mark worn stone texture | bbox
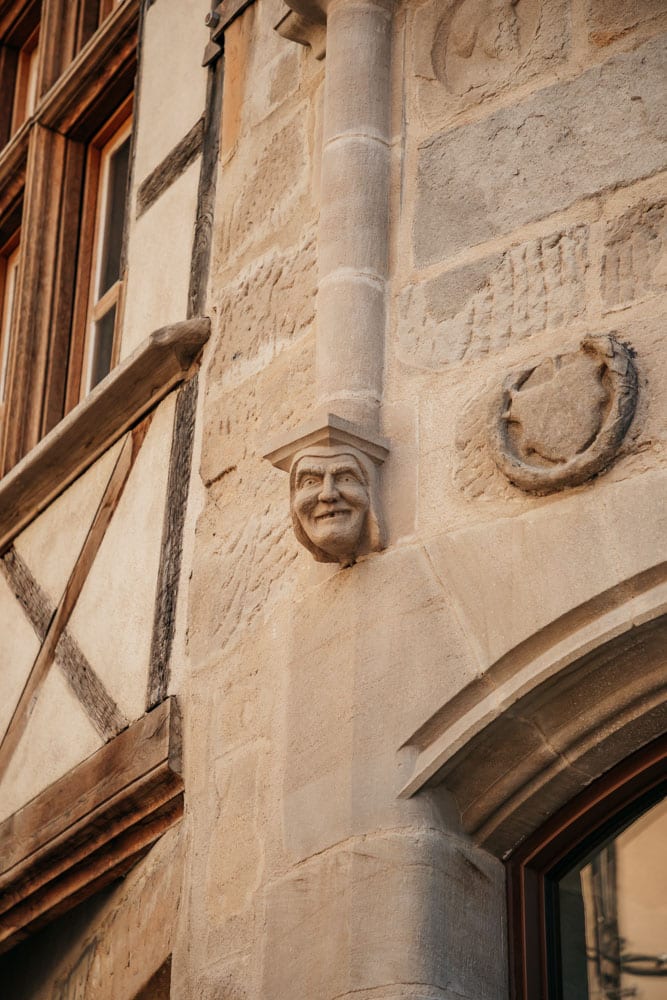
[219,113,313,265]
[587,0,667,47]
[602,197,667,310]
[413,34,667,265]
[411,0,570,129]
[261,830,507,1000]
[209,228,317,374]
[398,225,589,368]
[6,3,667,999]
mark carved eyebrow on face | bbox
[296,464,326,485]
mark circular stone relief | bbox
[431,0,541,95]
[492,335,638,494]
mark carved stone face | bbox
[292,454,369,565]
[289,448,382,567]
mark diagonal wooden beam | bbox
[1,547,128,741]
[0,419,150,779]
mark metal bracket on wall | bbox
[202,0,257,65]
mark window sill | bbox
[0,697,183,953]
[0,317,209,553]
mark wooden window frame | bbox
[506,734,667,1000]
[9,22,39,134]
[0,233,20,410]
[0,0,139,475]
[0,0,41,148]
[66,95,132,408]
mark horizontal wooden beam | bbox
[0,698,183,953]
[0,317,209,553]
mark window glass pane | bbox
[0,249,20,404]
[89,304,116,390]
[98,135,130,297]
[555,794,667,999]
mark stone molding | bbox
[0,698,183,953]
[491,334,638,494]
[264,412,389,472]
[0,318,209,554]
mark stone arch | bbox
[420,610,667,859]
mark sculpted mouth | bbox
[315,509,351,520]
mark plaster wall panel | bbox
[0,665,101,823]
[67,396,176,721]
[13,442,123,606]
[0,574,41,740]
[132,0,208,182]
[121,162,200,359]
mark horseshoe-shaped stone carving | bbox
[492,334,638,494]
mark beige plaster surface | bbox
[121,162,200,359]
[132,0,207,182]
[0,665,101,823]
[67,396,175,721]
[13,441,123,606]
[0,574,41,742]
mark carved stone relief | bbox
[264,415,388,570]
[290,447,382,567]
[491,335,638,494]
[432,0,541,96]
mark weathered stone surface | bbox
[220,115,310,260]
[282,545,479,861]
[602,197,667,310]
[426,467,667,671]
[412,0,569,128]
[414,35,667,265]
[261,831,506,1000]
[209,229,316,373]
[398,226,589,367]
[491,335,638,494]
[587,0,667,47]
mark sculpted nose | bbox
[318,472,338,502]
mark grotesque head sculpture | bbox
[289,446,382,567]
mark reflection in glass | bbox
[89,305,116,390]
[555,795,667,999]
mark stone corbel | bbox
[275,8,326,59]
[264,415,389,569]
[271,0,396,567]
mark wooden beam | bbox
[0,318,209,554]
[0,420,149,780]
[136,117,204,217]
[147,376,198,709]
[0,547,127,741]
[0,698,183,954]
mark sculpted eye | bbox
[339,474,358,484]
[301,477,319,489]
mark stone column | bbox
[316,0,394,430]
[265,0,395,548]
